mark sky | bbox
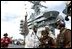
[1,1,71,39]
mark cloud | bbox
[41,1,66,12]
[1,1,35,39]
[1,1,27,39]
[1,18,24,39]
[41,1,65,8]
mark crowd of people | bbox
[1,17,71,48]
[1,11,71,48]
[24,19,71,48]
[1,13,71,48]
[1,1,71,48]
